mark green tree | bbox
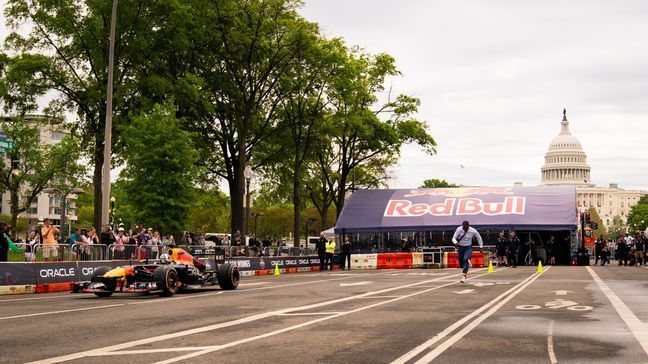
[419,179,459,188]
[607,215,625,240]
[3,0,192,230]
[0,116,82,227]
[187,0,314,236]
[313,48,436,218]
[271,36,346,245]
[627,198,648,233]
[186,188,231,233]
[120,103,197,233]
[638,195,648,205]
[587,207,607,237]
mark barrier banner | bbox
[223,255,325,271]
[76,261,125,282]
[0,262,36,285]
[33,262,79,284]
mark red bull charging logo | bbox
[404,187,514,198]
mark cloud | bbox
[301,0,648,191]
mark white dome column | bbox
[540,109,592,186]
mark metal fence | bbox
[8,242,434,262]
[31,244,73,262]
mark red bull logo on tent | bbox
[334,186,577,233]
[384,197,526,217]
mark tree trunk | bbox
[320,205,328,232]
[293,159,301,248]
[93,141,104,231]
[231,112,250,240]
[228,176,242,238]
[10,190,19,229]
[335,170,348,218]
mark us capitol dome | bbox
[538,109,646,229]
[541,109,592,186]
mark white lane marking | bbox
[515,305,541,310]
[149,271,498,364]
[453,289,474,295]
[552,290,572,296]
[332,273,369,276]
[340,281,372,287]
[0,302,143,321]
[566,305,592,311]
[89,347,213,355]
[413,267,550,363]
[548,320,558,364]
[30,269,489,364]
[279,312,343,316]
[0,295,70,303]
[545,299,579,309]
[355,295,401,299]
[239,282,267,286]
[470,282,494,287]
[392,267,547,364]
[2,273,390,321]
[586,266,648,356]
[406,273,447,276]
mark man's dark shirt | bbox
[101,231,116,246]
[317,237,327,253]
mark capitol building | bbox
[540,110,646,228]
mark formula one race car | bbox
[72,247,239,297]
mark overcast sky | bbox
[300,0,648,190]
[1,1,646,191]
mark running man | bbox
[452,221,484,283]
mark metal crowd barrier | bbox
[417,247,445,267]
[8,242,28,262]
[107,244,158,261]
[31,244,72,262]
[70,243,108,261]
[71,243,108,261]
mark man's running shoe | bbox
[460,276,466,284]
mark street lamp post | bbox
[242,165,254,241]
[253,211,265,236]
[101,0,119,226]
[110,196,116,227]
[44,187,85,239]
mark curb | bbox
[0,285,36,295]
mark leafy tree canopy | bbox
[419,179,459,188]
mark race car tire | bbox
[91,266,116,297]
[217,263,240,290]
[154,265,179,297]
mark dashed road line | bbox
[392,267,549,364]
[29,269,490,363]
[547,320,558,364]
[586,266,648,356]
[412,267,549,363]
[149,270,497,364]
[0,294,71,303]
[0,272,392,321]
[279,312,343,316]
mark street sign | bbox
[0,139,14,151]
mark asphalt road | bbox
[1,265,647,363]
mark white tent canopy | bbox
[321,227,335,239]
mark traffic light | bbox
[585,212,591,225]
